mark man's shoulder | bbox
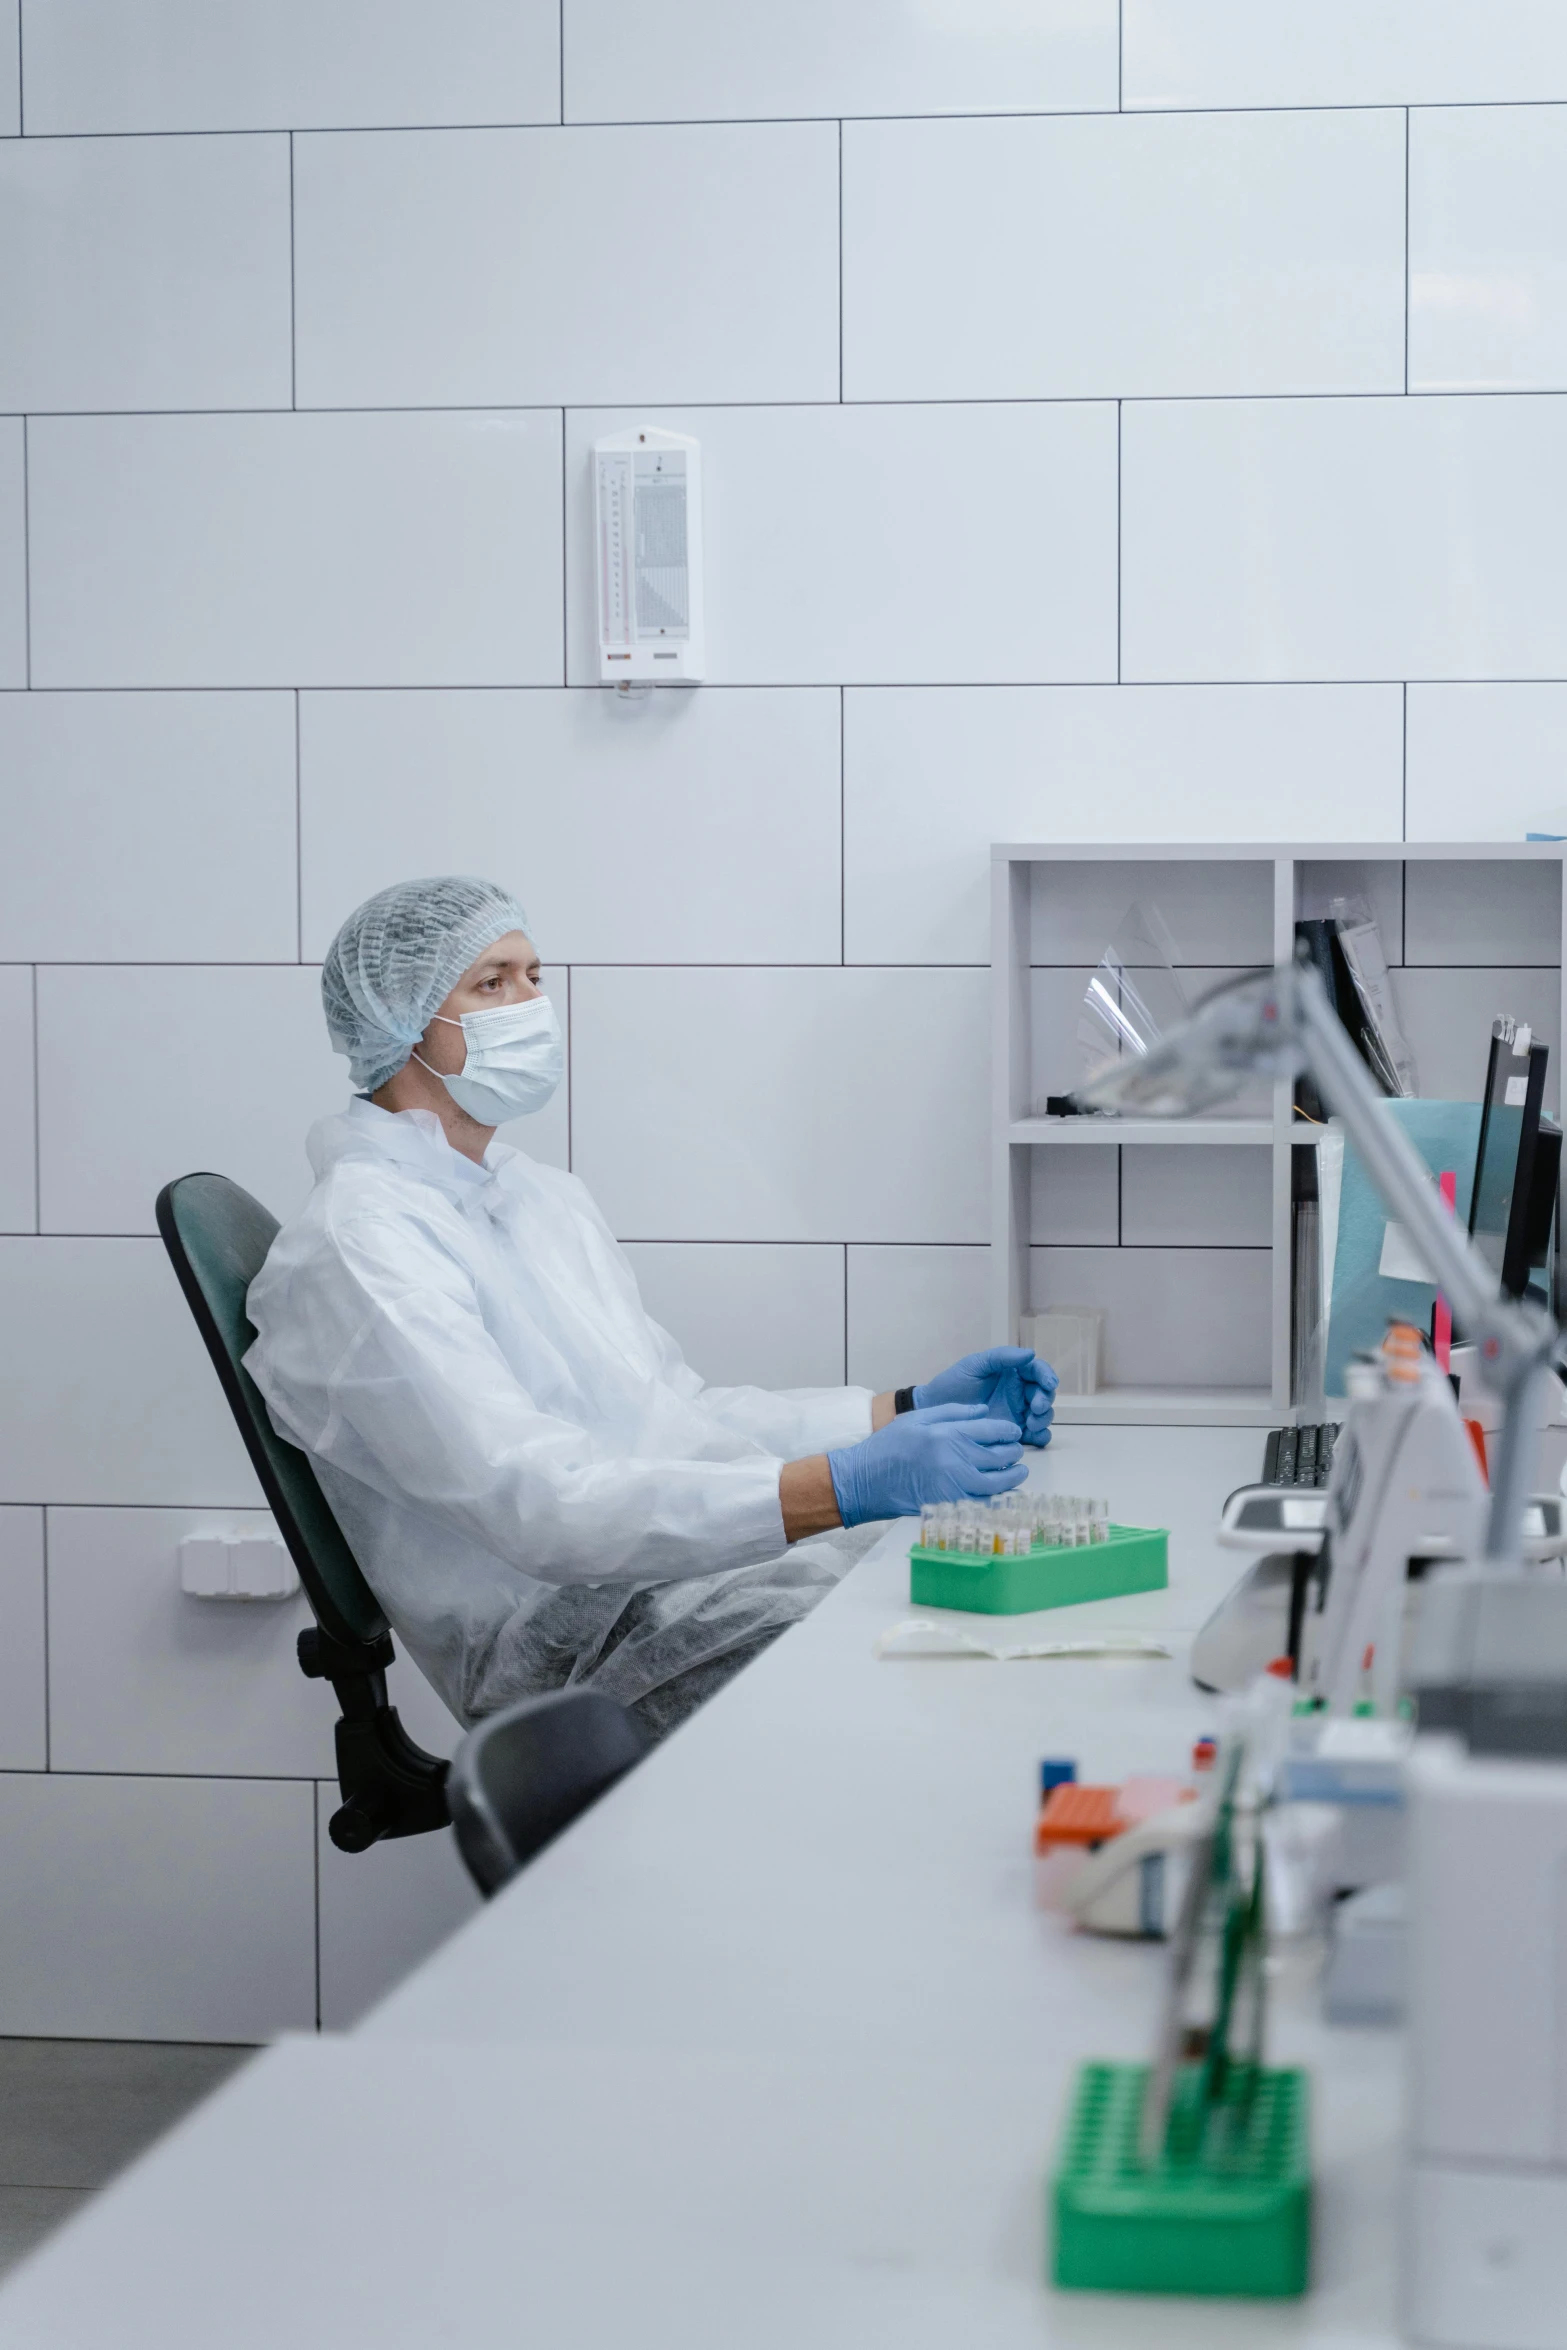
[271,1148,464,1275]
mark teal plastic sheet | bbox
[1324,1100,1481,1399]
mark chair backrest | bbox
[448,1690,647,1896]
[155,1172,386,1654]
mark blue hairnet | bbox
[322,877,532,1093]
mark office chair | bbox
[156,1172,451,1854]
[448,1690,647,1897]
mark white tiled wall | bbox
[843,111,1405,402]
[3,0,1564,2036]
[621,1245,847,1390]
[1409,107,1567,394]
[1407,687,1567,840]
[316,1799,482,2032]
[0,134,292,411]
[37,965,345,1231]
[28,412,564,688]
[570,967,990,1244]
[0,1509,47,1770]
[1121,2,1567,111]
[0,3,17,136]
[0,1775,316,2040]
[1121,396,1567,682]
[298,691,842,965]
[294,126,841,410]
[843,687,1402,966]
[563,404,1119,686]
[0,693,298,961]
[845,1248,990,1396]
[562,0,1119,123]
[20,1,562,134]
[0,967,35,1231]
[0,420,25,687]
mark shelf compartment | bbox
[993,840,1567,1431]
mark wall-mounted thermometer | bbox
[593,427,705,688]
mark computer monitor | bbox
[1468,1019,1560,1307]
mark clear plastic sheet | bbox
[1077,900,1192,1094]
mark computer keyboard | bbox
[1261,1423,1337,1488]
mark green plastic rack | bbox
[1052,2060,1311,2299]
[908,1525,1167,1615]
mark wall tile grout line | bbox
[839,689,846,963]
[558,0,566,126]
[287,133,297,412]
[1403,108,1411,396]
[8,958,1564,980]
[0,1767,348,1786]
[837,119,844,404]
[14,1,21,137]
[559,409,567,685]
[19,415,30,687]
[6,676,1567,693]
[28,390,1567,420]
[40,1508,50,1773]
[1114,401,1122,684]
[1117,0,1123,112]
[29,965,40,1235]
[0,1234,1304,1247]
[293,690,303,961]
[311,1782,322,2031]
[26,97,1567,137]
[1401,682,1408,839]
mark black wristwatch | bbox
[894,1387,917,1415]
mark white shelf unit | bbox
[992,841,1567,1428]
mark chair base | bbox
[298,1627,451,1850]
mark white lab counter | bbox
[0,1425,1405,2348]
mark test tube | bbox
[1091,1499,1109,1544]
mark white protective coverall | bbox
[244,1097,878,1728]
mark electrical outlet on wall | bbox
[178,1527,299,1602]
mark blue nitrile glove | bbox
[913,1346,1058,1448]
[827,1402,1027,1528]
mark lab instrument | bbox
[593,427,705,688]
[908,1495,1166,1615]
[1051,1739,1312,2299]
[1403,1725,1567,2348]
[1079,953,1561,1579]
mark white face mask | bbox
[415,995,563,1125]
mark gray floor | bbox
[0,2039,253,2278]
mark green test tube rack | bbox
[1051,2059,1311,2299]
[908,1524,1167,1615]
